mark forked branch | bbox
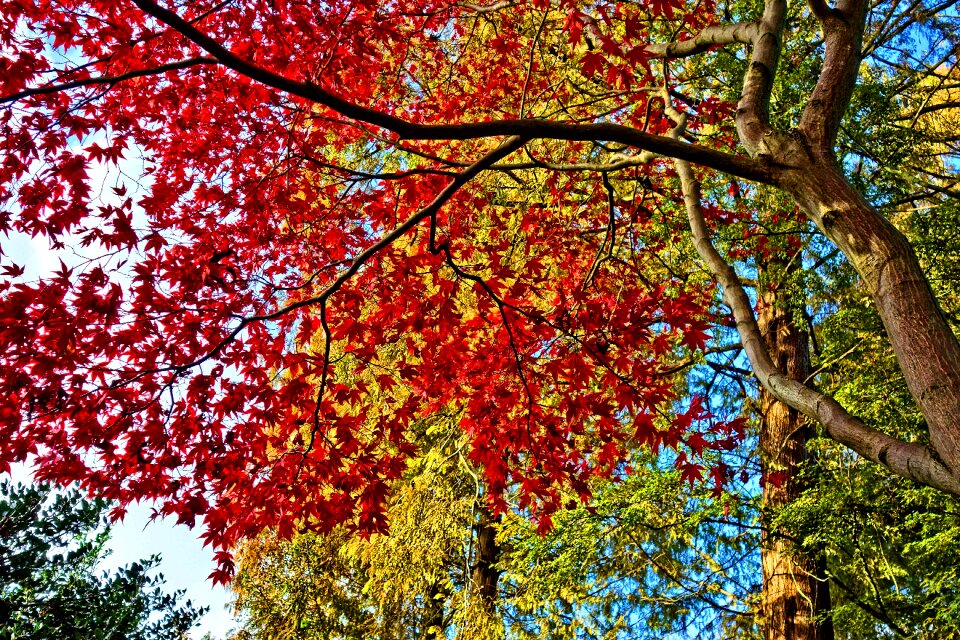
[655,84,960,494]
[670,139,960,495]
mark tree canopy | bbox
[1,0,960,594]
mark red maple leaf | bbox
[580,51,607,78]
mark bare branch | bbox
[296,153,457,180]
[656,85,960,494]
[736,0,788,153]
[647,23,759,59]
[902,100,960,120]
[799,0,870,152]
[459,1,517,13]
[806,0,833,23]
[674,150,960,495]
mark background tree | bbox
[230,415,501,640]
[0,480,205,640]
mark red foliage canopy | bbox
[0,0,747,582]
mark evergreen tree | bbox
[0,480,206,640]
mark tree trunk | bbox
[420,579,448,640]
[471,509,501,613]
[708,129,960,494]
[781,147,960,482]
[727,0,960,493]
[757,261,834,640]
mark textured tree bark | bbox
[782,154,960,479]
[776,0,960,482]
[677,146,960,494]
[471,509,502,613]
[757,263,834,640]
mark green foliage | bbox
[498,460,760,640]
[794,281,960,638]
[780,448,960,639]
[0,480,205,640]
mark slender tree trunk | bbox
[471,509,501,613]
[757,261,834,640]
[420,579,448,640]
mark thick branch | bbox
[806,0,833,22]
[798,0,869,152]
[676,158,960,495]
[129,0,779,185]
[736,0,787,153]
[647,22,759,58]
[658,89,960,492]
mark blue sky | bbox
[102,502,236,639]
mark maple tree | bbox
[233,7,960,635]
[1,0,959,592]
